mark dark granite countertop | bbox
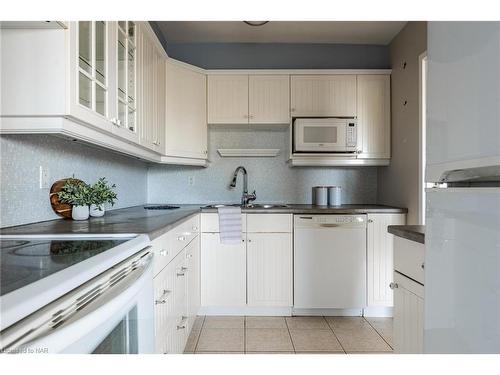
[201,204,408,214]
[388,225,425,244]
[1,204,407,240]
[0,205,202,240]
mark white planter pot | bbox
[90,204,105,217]
[72,205,89,220]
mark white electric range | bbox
[0,234,154,354]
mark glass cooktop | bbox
[0,237,131,297]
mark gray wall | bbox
[148,127,378,205]
[159,43,390,70]
[0,135,148,228]
[377,22,427,224]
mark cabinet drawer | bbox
[394,237,425,285]
[247,214,292,233]
[167,215,200,260]
[151,233,172,276]
[201,213,247,232]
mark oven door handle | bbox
[1,249,153,354]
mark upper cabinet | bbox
[0,21,170,162]
[356,75,391,159]
[112,21,138,144]
[208,75,249,124]
[73,21,113,132]
[165,61,207,160]
[290,75,357,117]
[208,74,290,125]
[248,75,290,124]
[136,22,166,154]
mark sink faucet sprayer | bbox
[229,166,257,207]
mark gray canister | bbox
[312,186,328,206]
[328,186,342,206]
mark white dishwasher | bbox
[294,215,367,310]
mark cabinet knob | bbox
[177,235,186,241]
[248,239,252,243]
[389,282,398,290]
[421,263,425,270]
[159,249,169,257]
[291,108,295,112]
[367,219,373,223]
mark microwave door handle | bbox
[1,252,153,354]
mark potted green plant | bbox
[89,177,117,217]
[57,179,92,220]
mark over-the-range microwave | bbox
[293,118,357,153]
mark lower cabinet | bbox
[200,233,246,307]
[393,272,424,354]
[247,233,293,307]
[186,236,201,330]
[152,215,201,354]
[153,248,187,354]
[366,213,406,312]
[200,213,293,311]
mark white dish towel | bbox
[217,206,242,245]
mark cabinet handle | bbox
[242,239,245,243]
[176,316,188,330]
[176,267,188,277]
[421,263,425,270]
[367,219,373,223]
[177,235,186,241]
[186,253,193,259]
[159,249,169,257]
[389,282,398,290]
[155,289,171,304]
[192,226,198,231]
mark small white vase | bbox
[72,205,89,220]
[90,204,105,217]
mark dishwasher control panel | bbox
[294,214,366,228]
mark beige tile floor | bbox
[184,316,393,354]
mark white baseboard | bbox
[292,308,363,316]
[363,306,393,317]
[197,306,393,317]
[198,306,292,316]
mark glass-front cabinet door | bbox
[114,21,138,142]
[77,21,108,118]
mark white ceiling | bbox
[156,21,407,45]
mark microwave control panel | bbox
[346,122,357,147]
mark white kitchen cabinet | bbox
[393,272,424,354]
[152,214,201,354]
[200,233,247,307]
[136,22,166,154]
[111,21,139,144]
[290,75,357,117]
[356,75,391,159]
[0,21,169,162]
[208,75,249,124]
[154,249,186,354]
[248,75,290,124]
[247,233,293,307]
[366,213,406,310]
[185,235,201,332]
[165,60,207,159]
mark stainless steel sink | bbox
[203,203,289,209]
[245,204,289,209]
[203,204,241,208]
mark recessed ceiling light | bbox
[243,21,269,27]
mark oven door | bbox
[0,249,154,354]
[294,118,349,152]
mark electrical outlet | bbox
[39,166,50,189]
[188,176,195,186]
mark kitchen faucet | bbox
[229,166,257,207]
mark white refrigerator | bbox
[425,22,500,353]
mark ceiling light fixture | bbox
[243,21,269,27]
